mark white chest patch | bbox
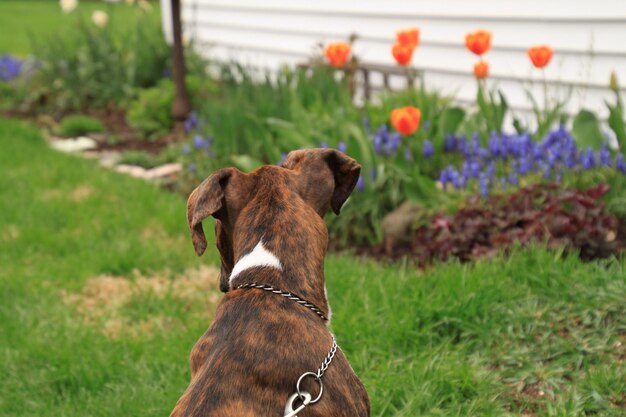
[229,240,282,285]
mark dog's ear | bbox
[186,167,246,256]
[281,148,361,215]
[214,220,233,292]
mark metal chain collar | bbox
[236,282,328,321]
[236,282,337,416]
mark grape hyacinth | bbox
[0,55,22,81]
[372,124,401,156]
[439,125,626,195]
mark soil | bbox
[1,105,178,155]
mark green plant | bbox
[127,75,215,139]
[57,114,104,137]
[127,79,175,138]
[607,70,625,149]
[22,15,169,113]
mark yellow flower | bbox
[59,0,78,14]
[92,10,109,28]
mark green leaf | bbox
[438,107,466,136]
[572,110,606,150]
[606,100,626,147]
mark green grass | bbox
[0,0,159,56]
[1,118,624,416]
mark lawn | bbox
[0,0,159,56]
[0,118,624,416]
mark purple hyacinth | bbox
[187,163,197,173]
[599,146,611,167]
[444,134,457,152]
[356,175,365,192]
[362,117,371,134]
[580,147,596,170]
[184,111,198,133]
[0,55,22,81]
[320,141,329,149]
[488,132,501,157]
[616,154,626,173]
[486,161,495,179]
[372,124,401,156]
[277,153,287,165]
[404,147,413,162]
[193,134,206,149]
[423,139,434,158]
[479,174,489,197]
[338,141,347,154]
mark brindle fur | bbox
[171,149,370,416]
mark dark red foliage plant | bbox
[389,183,624,266]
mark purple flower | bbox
[488,133,501,157]
[444,134,457,152]
[486,161,495,179]
[581,147,595,170]
[369,167,377,181]
[184,111,198,133]
[320,141,329,149]
[422,139,434,158]
[479,174,489,197]
[404,147,413,162]
[616,154,626,173]
[362,117,371,134]
[471,132,480,153]
[277,153,287,165]
[372,124,401,156]
[458,135,469,157]
[338,141,347,154]
[193,134,206,149]
[187,163,197,173]
[508,172,518,186]
[0,55,22,81]
[518,156,531,175]
[599,146,611,167]
[453,174,467,189]
[356,175,365,192]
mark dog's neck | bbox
[228,239,331,323]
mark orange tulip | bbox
[396,28,419,48]
[465,30,492,56]
[474,61,488,79]
[528,45,553,68]
[390,106,421,136]
[324,42,351,67]
[392,43,415,66]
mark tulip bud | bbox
[609,70,619,93]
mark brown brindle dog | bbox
[170,149,370,417]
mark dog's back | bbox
[171,149,370,416]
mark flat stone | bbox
[50,136,97,153]
[115,164,148,179]
[145,163,182,180]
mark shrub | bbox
[22,17,170,113]
[127,75,216,139]
[379,183,623,266]
[57,115,104,137]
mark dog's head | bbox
[186,148,361,292]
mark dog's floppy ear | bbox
[186,167,241,256]
[281,148,361,215]
[214,220,233,292]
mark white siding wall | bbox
[162,0,626,123]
